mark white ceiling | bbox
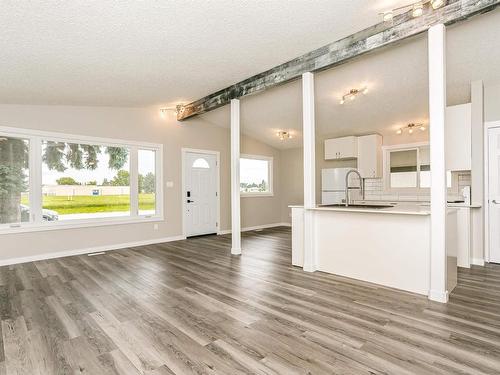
[2,2,499,150]
[0,0,406,107]
[198,8,500,149]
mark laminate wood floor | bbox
[1,227,500,374]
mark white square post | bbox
[302,72,316,272]
[231,99,242,255]
[428,24,448,303]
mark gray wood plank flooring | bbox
[1,227,499,374]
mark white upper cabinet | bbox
[446,103,471,171]
[324,136,357,160]
[357,134,383,178]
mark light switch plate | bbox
[166,181,174,188]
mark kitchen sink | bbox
[321,204,395,209]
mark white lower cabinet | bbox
[456,207,472,268]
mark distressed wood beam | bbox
[177,0,500,121]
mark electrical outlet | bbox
[153,223,159,230]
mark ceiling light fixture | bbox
[276,131,293,141]
[380,0,446,22]
[339,87,368,105]
[160,104,185,118]
[430,0,445,9]
[396,123,427,135]
[380,11,394,22]
[412,2,424,17]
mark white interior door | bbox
[488,127,500,263]
[184,151,218,237]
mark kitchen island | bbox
[291,204,457,296]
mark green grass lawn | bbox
[21,194,155,214]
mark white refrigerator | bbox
[321,168,359,204]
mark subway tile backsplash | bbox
[362,171,471,203]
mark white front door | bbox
[488,127,500,263]
[184,151,218,237]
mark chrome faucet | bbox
[345,169,364,206]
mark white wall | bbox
[0,104,283,261]
[485,82,500,122]
[280,147,303,223]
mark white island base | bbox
[291,206,457,297]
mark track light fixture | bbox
[380,0,446,22]
[396,123,426,135]
[160,105,185,118]
[339,87,368,105]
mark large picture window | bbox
[0,127,162,232]
[240,154,273,196]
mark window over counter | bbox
[384,143,450,190]
[240,154,273,196]
[0,126,163,232]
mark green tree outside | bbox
[111,170,130,186]
[56,177,80,185]
[0,140,128,224]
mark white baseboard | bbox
[218,222,291,235]
[0,235,186,267]
[428,289,449,303]
[471,257,485,266]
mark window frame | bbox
[240,154,274,197]
[383,142,455,193]
[0,126,163,234]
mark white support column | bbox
[231,99,242,255]
[302,72,316,272]
[428,24,448,303]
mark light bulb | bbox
[383,11,393,22]
[412,3,423,17]
[420,125,426,131]
[396,129,402,135]
[430,0,445,9]
[349,95,356,101]
[408,128,414,134]
[362,87,369,95]
[340,99,345,105]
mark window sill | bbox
[241,193,274,198]
[0,215,164,235]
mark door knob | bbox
[492,199,500,204]
[187,199,194,203]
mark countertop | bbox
[289,204,432,216]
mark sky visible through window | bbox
[240,158,268,185]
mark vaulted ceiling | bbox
[198,8,500,149]
[0,0,407,107]
[1,1,499,150]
